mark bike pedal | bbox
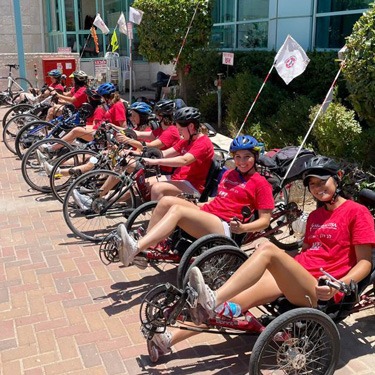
[132,256,148,270]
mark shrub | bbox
[309,102,362,160]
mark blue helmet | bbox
[230,135,261,153]
[130,102,152,115]
[48,69,62,78]
[97,82,116,96]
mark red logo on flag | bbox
[285,56,297,69]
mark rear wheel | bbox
[63,169,136,242]
[2,103,34,127]
[126,201,158,236]
[249,308,340,375]
[182,245,248,290]
[21,138,73,193]
[2,113,39,154]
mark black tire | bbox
[15,120,53,159]
[125,201,158,237]
[2,113,40,154]
[2,103,34,127]
[10,77,33,97]
[176,234,237,288]
[50,149,99,203]
[63,169,136,242]
[182,245,248,290]
[249,307,340,375]
[21,138,73,193]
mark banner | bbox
[93,13,109,34]
[90,26,99,53]
[111,30,119,52]
[129,6,144,25]
[117,11,128,35]
[274,35,310,85]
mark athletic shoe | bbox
[43,161,61,176]
[147,330,172,363]
[188,267,216,325]
[117,223,138,267]
[36,149,48,165]
[72,189,93,210]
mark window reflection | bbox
[317,0,371,12]
[238,0,268,21]
[238,22,267,48]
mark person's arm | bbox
[229,209,272,234]
[135,129,154,140]
[316,244,373,301]
[143,152,196,168]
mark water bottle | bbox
[292,212,309,239]
[215,301,242,318]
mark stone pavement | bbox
[0,106,374,375]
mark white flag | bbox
[129,6,144,25]
[117,12,128,35]
[274,35,310,85]
[93,13,109,35]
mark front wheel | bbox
[249,307,340,375]
[2,103,34,127]
[182,245,248,290]
[63,169,136,242]
[176,234,237,289]
[10,77,33,97]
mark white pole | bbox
[129,37,133,103]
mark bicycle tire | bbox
[21,138,73,193]
[249,307,340,375]
[50,149,100,203]
[182,245,248,289]
[15,120,53,159]
[2,113,39,154]
[176,234,237,289]
[63,169,136,242]
[10,77,33,97]
[125,201,158,235]
[2,103,34,128]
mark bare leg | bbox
[215,242,318,308]
[137,204,225,252]
[150,180,198,200]
[147,196,199,232]
[50,127,94,151]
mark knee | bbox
[150,182,164,200]
[254,241,282,258]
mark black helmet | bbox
[173,106,200,127]
[154,99,175,116]
[302,156,340,186]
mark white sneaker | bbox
[188,267,216,325]
[117,223,138,266]
[43,161,61,176]
[147,330,172,363]
[72,189,93,210]
[36,149,48,165]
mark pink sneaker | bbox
[147,330,172,363]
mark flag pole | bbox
[129,33,133,103]
[162,1,201,99]
[236,64,275,137]
[279,64,343,187]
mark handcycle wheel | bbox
[50,149,101,203]
[63,169,136,242]
[21,138,74,193]
[182,245,248,290]
[249,307,340,375]
[126,201,158,236]
[176,234,237,289]
[2,103,34,127]
[2,113,39,154]
[15,120,53,159]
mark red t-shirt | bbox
[51,82,64,93]
[295,200,375,280]
[157,126,180,150]
[201,170,275,222]
[171,135,214,193]
[70,86,88,108]
[107,101,126,126]
[91,106,107,129]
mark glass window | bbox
[238,0,269,21]
[317,0,371,13]
[79,0,97,30]
[315,14,362,48]
[238,22,268,48]
[212,0,235,23]
[65,0,76,31]
[211,25,235,49]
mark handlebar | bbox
[5,64,19,70]
[318,268,356,296]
